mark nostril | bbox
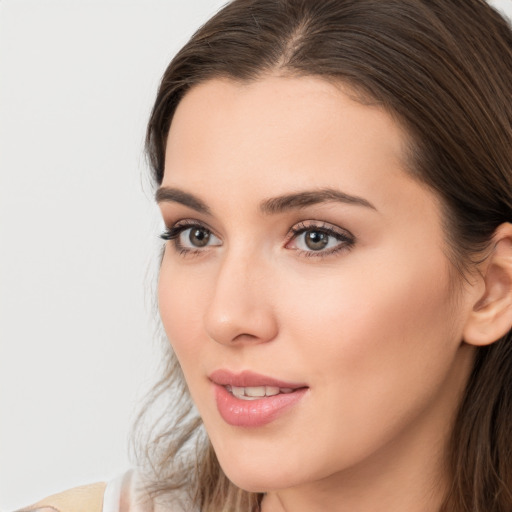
[231,332,260,343]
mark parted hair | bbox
[136,1,512,511]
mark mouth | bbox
[224,384,296,400]
[209,369,309,427]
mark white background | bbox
[0,1,226,509]
[0,0,511,510]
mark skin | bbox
[157,76,480,512]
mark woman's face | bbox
[157,76,476,495]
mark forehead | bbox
[163,76,410,196]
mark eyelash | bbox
[160,220,213,257]
[160,220,355,258]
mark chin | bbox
[220,464,295,494]
[213,443,317,494]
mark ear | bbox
[463,222,512,347]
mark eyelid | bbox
[161,218,217,238]
[160,219,222,254]
[287,220,354,239]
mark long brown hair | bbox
[137,1,512,510]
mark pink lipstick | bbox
[209,370,308,427]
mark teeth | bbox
[231,386,246,398]
[265,386,280,396]
[228,385,291,400]
[245,386,266,397]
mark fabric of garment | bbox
[103,470,193,512]
[15,470,193,512]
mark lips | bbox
[209,369,307,388]
[209,370,308,427]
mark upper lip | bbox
[208,369,308,389]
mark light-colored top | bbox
[18,470,192,512]
[103,470,153,512]
[103,470,193,512]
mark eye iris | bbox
[305,230,328,250]
[189,228,210,247]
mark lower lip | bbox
[213,384,308,427]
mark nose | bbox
[204,251,279,346]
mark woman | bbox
[22,0,512,511]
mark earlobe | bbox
[463,223,512,347]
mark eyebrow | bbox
[260,188,376,214]
[155,187,211,214]
[155,186,376,215]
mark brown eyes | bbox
[161,223,221,249]
[285,223,354,255]
[187,227,212,247]
[161,221,354,257]
[304,231,330,250]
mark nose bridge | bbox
[204,243,278,345]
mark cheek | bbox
[283,258,453,346]
[157,255,207,365]
[257,255,462,472]
[280,251,459,412]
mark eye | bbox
[286,221,354,257]
[180,226,214,248]
[161,221,222,253]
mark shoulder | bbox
[16,482,106,512]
